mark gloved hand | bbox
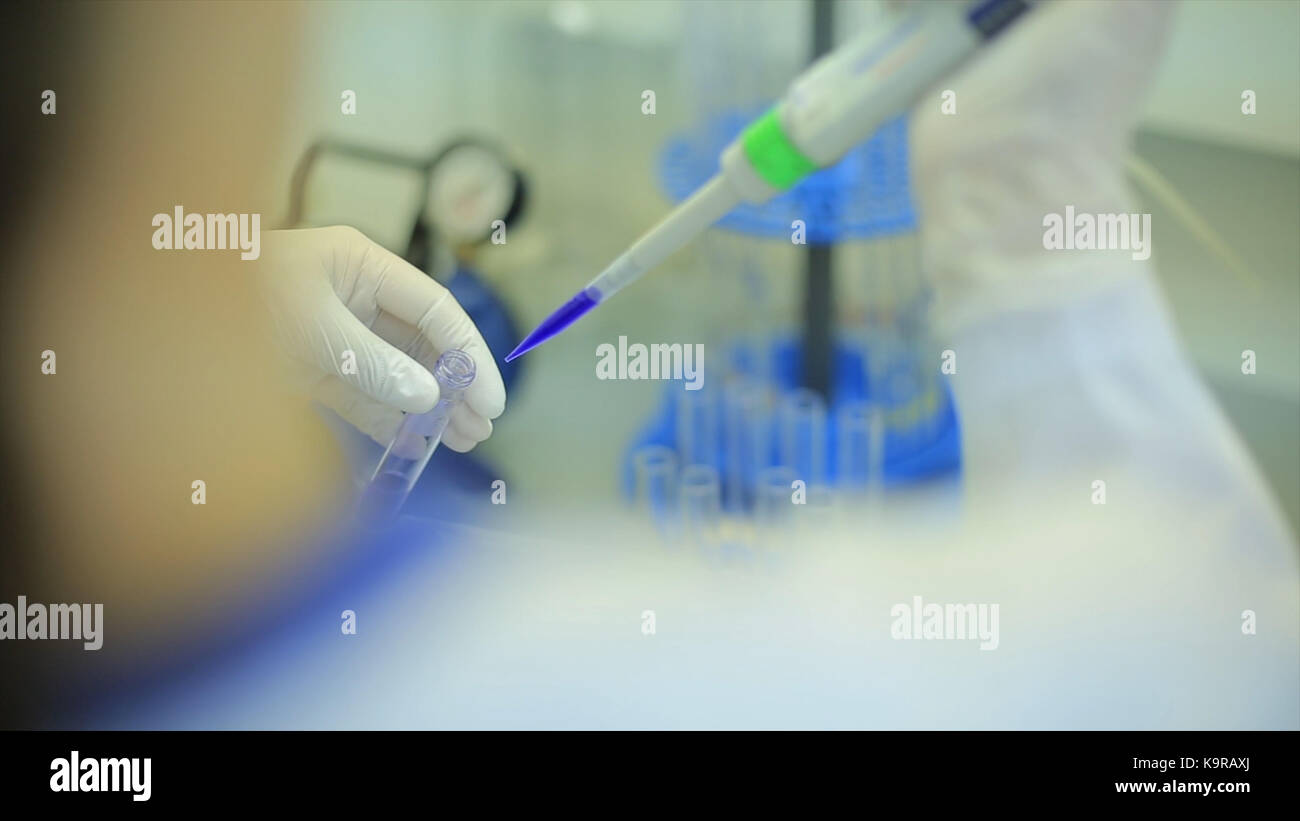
[259,226,506,453]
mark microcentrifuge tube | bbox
[357,349,476,525]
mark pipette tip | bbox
[504,288,599,362]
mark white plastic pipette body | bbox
[507,1,1033,361]
[584,175,740,302]
[582,1,1030,305]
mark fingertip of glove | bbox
[388,363,441,414]
[441,429,478,453]
[471,381,506,420]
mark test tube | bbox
[836,400,874,494]
[799,483,837,535]
[676,387,720,469]
[722,377,769,512]
[779,389,827,486]
[633,445,678,535]
[679,464,722,553]
[754,465,797,540]
[357,349,476,525]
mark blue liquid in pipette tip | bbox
[505,288,599,362]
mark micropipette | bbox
[505,0,1033,362]
[357,349,476,525]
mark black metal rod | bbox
[801,0,835,398]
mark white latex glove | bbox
[259,226,506,453]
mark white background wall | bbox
[1143,0,1300,157]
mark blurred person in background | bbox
[911,0,1295,568]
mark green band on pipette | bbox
[741,107,818,190]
